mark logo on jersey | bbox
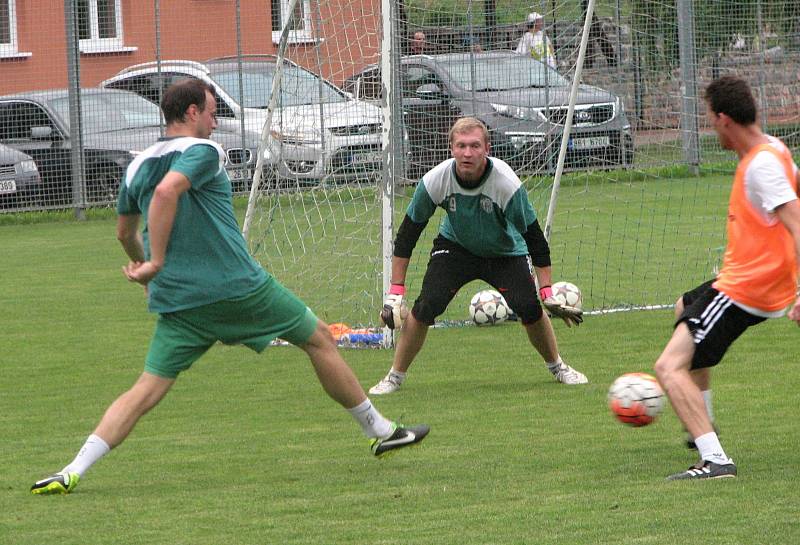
[449,196,457,211]
[481,196,492,213]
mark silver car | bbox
[101,56,384,184]
[0,143,40,209]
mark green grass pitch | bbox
[2,200,799,544]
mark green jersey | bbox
[406,158,538,257]
[117,137,267,313]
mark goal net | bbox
[244,0,800,330]
[243,0,391,331]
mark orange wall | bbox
[0,0,380,95]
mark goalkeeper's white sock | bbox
[387,369,406,384]
[62,434,110,477]
[546,356,564,372]
[347,399,394,439]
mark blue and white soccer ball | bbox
[469,289,510,326]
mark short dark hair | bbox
[704,76,757,125]
[161,78,216,125]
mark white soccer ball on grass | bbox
[468,289,510,326]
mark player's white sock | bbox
[62,434,110,477]
[695,432,732,465]
[347,399,394,439]
[702,390,714,422]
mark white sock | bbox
[387,369,406,383]
[62,434,110,477]
[702,390,714,422]
[695,432,732,465]
[546,356,564,371]
[347,399,394,439]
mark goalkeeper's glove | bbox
[540,285,583,328]
[380,284,409,330]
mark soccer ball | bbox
[608,372,665,427]
[469,289,510,326]
[551,281,582,310]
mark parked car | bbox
[344,50,634,176]
[0,88,257,205]
[101,56,384,184]
[0,143,41,209]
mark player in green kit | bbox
[370,117,587,395]
[30,79,428,495]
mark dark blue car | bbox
[0,88,257,206]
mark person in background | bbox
[515,12,556,68]
[410,31,427,55]
[581,0,617,68]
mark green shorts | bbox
[145,277,318,378]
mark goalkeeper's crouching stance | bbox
[370,117,587,396]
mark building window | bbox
[78,0,125,52]
[271,0,315,44]
[0,0,18,57]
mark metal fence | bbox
[1,0,799,216]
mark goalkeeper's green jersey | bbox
[406,157,538,257]
[116,137,267,313]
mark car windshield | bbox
[439,56,569,91]
[50,93,163,133]
[212,64,347,108]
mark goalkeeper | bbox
[370,117,587,395]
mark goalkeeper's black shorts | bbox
[676,279,766,369]
[410,236,544,325]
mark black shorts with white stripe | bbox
[676,279,766,369]
[411,236,544,325]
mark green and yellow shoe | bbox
[31,471,80,495]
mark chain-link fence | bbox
[1,1,798,215]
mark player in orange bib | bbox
[654,76,800,481]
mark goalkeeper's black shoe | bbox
[31,471,80,495]
[685,423,720,450]
[666,460,737,481]
[370,423,430,458]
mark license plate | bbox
[0,179,16,194]
[228,168,248,180]
[571,136,610,150]
[351,151,382,165]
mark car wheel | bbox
[624,145,635,168]
[87,165,121,204]
[622,133,635,168]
